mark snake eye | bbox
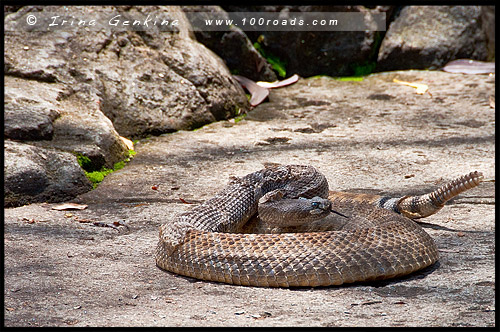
[311,201,319,208]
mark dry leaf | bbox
[256,74,300,88]
[393,78,429,95]
[52,203,88,211]
[179,197,193,204]
[120,136,134,150]
[442,59,495,75]
[233,75,269,106]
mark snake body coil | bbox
[155,165,482,287]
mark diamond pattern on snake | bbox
[156,164,482,287]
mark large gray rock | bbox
[481,6,495,61]
[97,23,249,137]
[4,140,93,207]
[377,6,489,71]
[4,6,249,138]
[222,5,393,78]
[4,103,60,141]
[4,76,129,171]
[182,6,277,82]
[3,5,249,206]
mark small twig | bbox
[92,220,129,231]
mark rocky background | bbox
[3,5,495,207]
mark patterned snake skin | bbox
[155,165,483,287]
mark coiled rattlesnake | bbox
[156,164,482,287]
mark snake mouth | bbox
[330,208,349,218]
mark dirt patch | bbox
[4,71,495,327]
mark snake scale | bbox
[156,164,483,287]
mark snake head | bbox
[308,196,332,215]
[304,196,348,218]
